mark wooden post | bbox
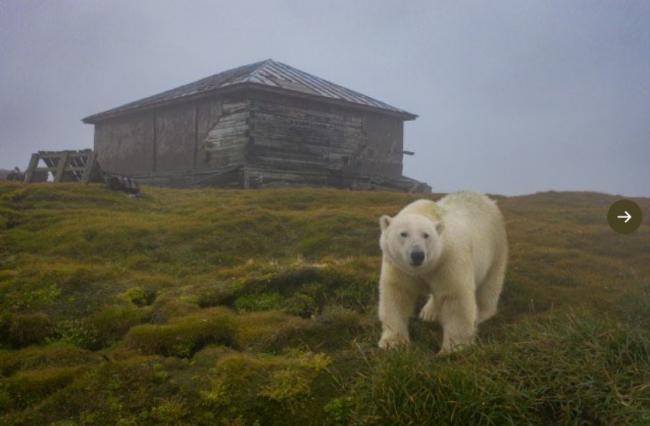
[81,151,97,183]
[24,153,40,183]
[54,152,69,182]
[193,103,199,169]
[152,110,157,172]
[242,168,250,189]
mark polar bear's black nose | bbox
[410,250,425,266]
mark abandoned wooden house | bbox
[82,59,429,191]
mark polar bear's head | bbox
[379,213,444,273]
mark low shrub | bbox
[53,319,100,350]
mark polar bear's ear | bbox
[435,221,444,234]
[379,215,392,231]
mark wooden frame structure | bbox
[24,150,101,184]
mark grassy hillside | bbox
[0,182,649,425]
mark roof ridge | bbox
[82,59,417,123]
[261,60,399,110]
[240,58,275,83]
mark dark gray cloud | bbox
[1,0,648,195]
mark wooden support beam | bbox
[24,153,40,183]
[53,152,69,182]
[81,151,97,183]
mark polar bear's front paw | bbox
[437,343,470,356]
[418,297,437,322]
[378,332,409,349]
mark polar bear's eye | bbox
[400,232,408,238]
[422,233,430,239]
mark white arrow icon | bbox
[617,211,632,223]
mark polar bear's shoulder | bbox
[437,191,498,212]
[398,199,443,221]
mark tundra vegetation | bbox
[0,182,648,425]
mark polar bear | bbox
[377,191,508,354]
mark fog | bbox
[1,0,649,196]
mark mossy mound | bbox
[124,308,237,358]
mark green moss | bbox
[53,319,100,350]
[2,312,54,348]
[201,264,377,317]
[282,292,317,318]
[15,356,184,425]
[149,396,190,424]
[0,276,61,313]
[124,308,237,358]
[190,345,236,371]
[149,297,200,323]
[200,350,331,423]
[87,304,150,348]
[319,306,364,331]
[196,280,243,308]
[233,292,284,312]
[120,287,156,307]
[235,311,311,351]
[236,308,368,353]
[0,343,97,376]
[0,366,82,410]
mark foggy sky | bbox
[1,0,649,196]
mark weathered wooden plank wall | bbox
[94,111,155,175]
[247,93,403,178]
[92,90,407,188]
[248,94,365,173]
[203,100,250,169]
[93,95,248,177]
[359,113,403,177]
[195,97,224,170]
[155,104,195,172]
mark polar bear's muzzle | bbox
[409,247,425,266]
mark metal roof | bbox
[82,59,417,123]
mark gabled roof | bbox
[82,59,417,123]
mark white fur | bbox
[377,191,508,354]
